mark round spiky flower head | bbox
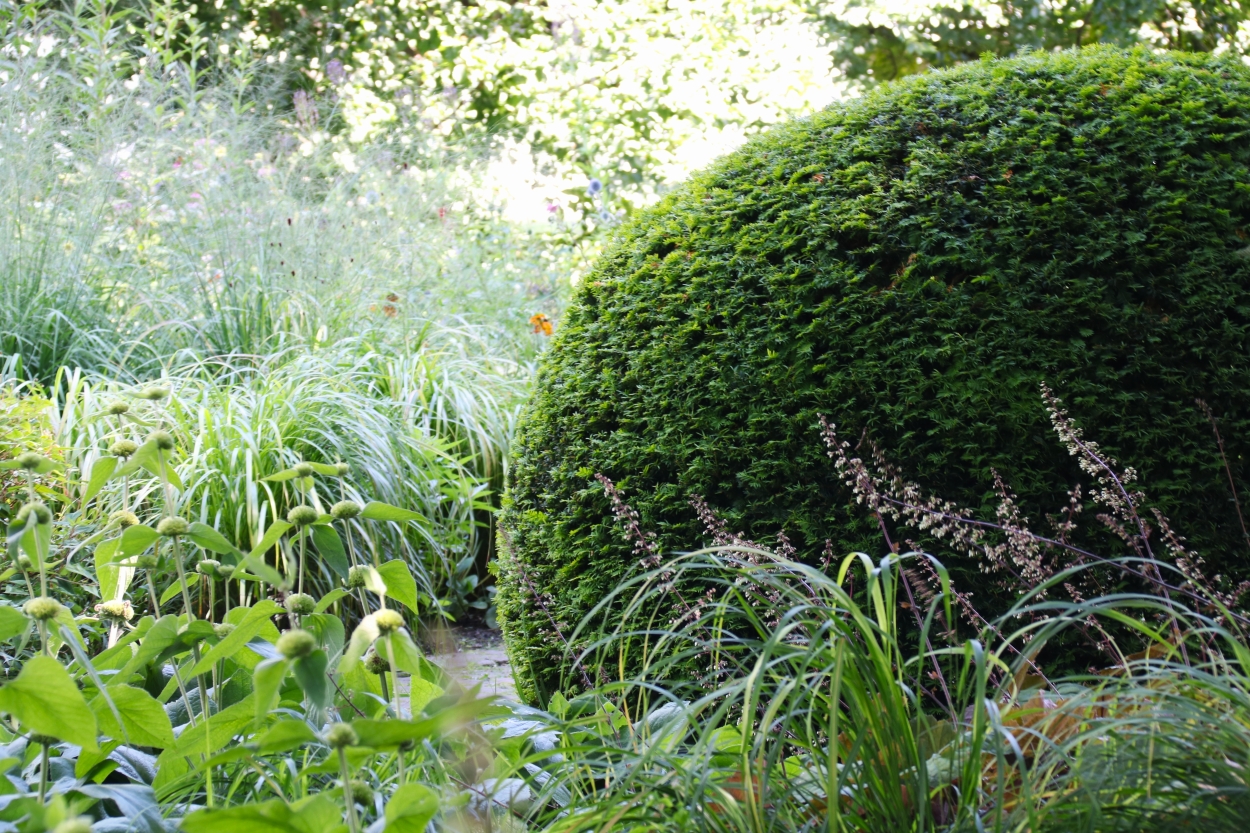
[15,555,32,572]
[156,517,189,537]
[335,462,350,477]
[52,817,94,833]
[364,649,389,675]
[293,462,315,478]
[216,562,234,580]
[197,559,221,577]
[346,565,369,589]
[213,623,236,639]
[277,628,317,660]
[285,593,316,615]
[588,177,603,195]
[325,722,358,749]
[139,386,170,401]
[23,597,62,621]
[16,502,52,526]
[136,553,158,570]
[374,608,404,634]
[347,779,374,807]
[109,510,139,529]
[107,401,130,416]
[109,439,138,458]
[149,430,175,451]
[287,505,319,527]
[15,452,46,471]
[331,500,361,521]
[95,599,134,622]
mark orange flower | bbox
[530,313,553,336]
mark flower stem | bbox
[338,748,360,833]
[37,741,48,804]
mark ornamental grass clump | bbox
[499,46,1250,701]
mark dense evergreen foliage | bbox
[499,47,1250,702]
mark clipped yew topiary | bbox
[498,47,1250,703]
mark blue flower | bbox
[587,178,603,195]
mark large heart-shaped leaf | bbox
[0,655,97,750]
[83,456,118,505]
[385,783,439,833]
[377,561,419,614]
[91,685,175,749]
[292,650,330,709]
[0,606,29,642]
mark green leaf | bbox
[95,538,122,602]
[378,561,419,614]
[292,651,330,709]
[313,589,349,613]
[83,456,117,505]
[118,438,183,492]
[0,655,98,750]
[0,606,29,642]
[261,469,300,483]
[120,524,159,557]
[113,615,180,684]
[20,520,51,565]
[182,794,341,833]
[91,685,175,749]
[235,552,288,589]
[383,631,451,690]
[309,524,349,578]
[359,565,388,597]
[255,719,318,755]
[339,614,380,673]
[385,783,439,833]
[253,658,290,720]
[248,521,293,560]
[172,693,256,759]
[303,614,346,663]
[188,522,241,556]
[187,601,282,677]
[159,572,199,606]
[361,501,424,524]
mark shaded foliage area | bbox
[498,47,1250,700]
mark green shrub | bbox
[498,47,1250,702]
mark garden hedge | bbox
[497,47,1250,704]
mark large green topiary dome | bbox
[498,47,1250,704]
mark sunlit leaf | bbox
[83,456,117,504]
[378,560,419,614]
[0,606,29,642]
